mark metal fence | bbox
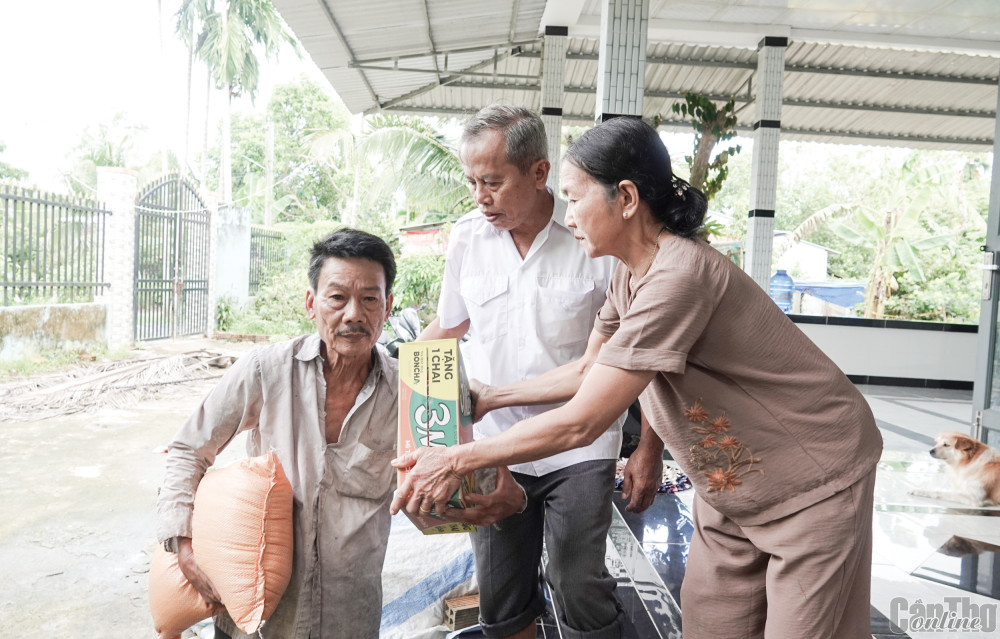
[249,225,285,295]
[1,184,110,306]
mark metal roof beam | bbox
[783,63,999,86]
[316,0,379,106]
[434,80,992,120]
[420,0,442,83]
[351,41,537,66]
[519,50,758,71]
[508,0,521,44]
[377,105,993,147]
[371,48,522,112]
[384,104,596,123]
[781,127,993,148]
[783,99,995,120]
[518,50,998,85]
[349,64,537,81]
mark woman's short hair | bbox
[564,116,707,238]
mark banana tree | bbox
[826,161,955,318]
[772,203,858,260]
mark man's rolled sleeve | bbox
[155,350,264,542]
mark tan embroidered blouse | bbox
[593,235,882,526]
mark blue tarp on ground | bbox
[793,280,866,307]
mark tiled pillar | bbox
[595,0,648,123]
[541,26,567,195]
[744,37,787,290]
[96,167,138,351]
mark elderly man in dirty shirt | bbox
[156,228,524,639]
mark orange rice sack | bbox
[149,451,294,638]
[148,545,222,639]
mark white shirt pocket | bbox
[535,276,597,348]
[461,275,509,343]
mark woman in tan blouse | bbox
[392,116,882,639]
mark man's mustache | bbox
[336,326,371,336]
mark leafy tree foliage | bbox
[0,142,28,183]
[393,253,446,323]
[355,114,470,223]
[668,93,742,201]
[62,113,175,197]
[227,77,351,222]
[712,141,989,322]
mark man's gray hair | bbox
[461,104,548,174]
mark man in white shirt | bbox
[419,105,664,639]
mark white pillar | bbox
[744,37,787,290]
[204,191,221,333]
[96,167,138,351]
[541,26,567,194]
[214,204,251,308]
[595,0,648,123]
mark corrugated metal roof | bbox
[273,0,1000,150]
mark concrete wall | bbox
[214,205,251,308]
[0,303,107,361]
[793,316,978,387]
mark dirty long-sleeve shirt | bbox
[156,334,399,639]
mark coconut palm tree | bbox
[174,0,296,203]
[308,115,471,226]
[173,0,207,179]
[828,205,952,318]
[359,115,471,221]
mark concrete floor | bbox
[0,337,253,636]
[0,337,991,638]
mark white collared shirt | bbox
[436,193,623,476]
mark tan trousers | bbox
[679,469,875,639]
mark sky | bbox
[0,0,929,200]
[0,0,329,192]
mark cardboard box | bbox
[397,338,477,534]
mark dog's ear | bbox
[953,436,978,453]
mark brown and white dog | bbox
[909,431,1000,507]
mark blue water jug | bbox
[769,269,794,313]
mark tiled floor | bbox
[449,385,999,639]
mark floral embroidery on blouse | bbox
[685,398,763,492]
